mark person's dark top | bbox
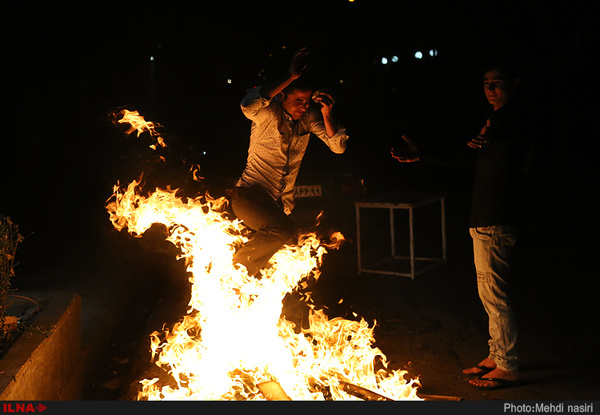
[408,100,533,228]
[469,101,532,228]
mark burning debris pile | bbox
[106,110,421,401]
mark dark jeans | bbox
[231,186,296,277]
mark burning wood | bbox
[258,381,292,401]
[418,393,464,401]
[339,380,463,401]
[339,380,394,401]
[258,379,463,401]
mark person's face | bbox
[280,89,312,120]
[483,69,513,110]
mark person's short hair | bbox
[282,77,314,96]
[480,58,521,82]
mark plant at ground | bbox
[0,215,23,341]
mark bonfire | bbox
[106,109,421,401]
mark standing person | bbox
[232,48,349,277]
[392,62,532,390]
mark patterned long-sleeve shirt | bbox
[236,85,349,215]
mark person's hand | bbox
[289,47,309,79]
[312,89,335,114]
[468,119,492,148]
[391,135,420,162]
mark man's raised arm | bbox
[259,47,309,99]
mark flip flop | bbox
[462,364,495,377]
[470,377,521,390]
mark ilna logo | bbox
[2,403,47,413]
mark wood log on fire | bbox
[417,393,464,401]
[257,378,463,401]
[257,381,292,401]
[339,380,463,401]
[339,381,394,401]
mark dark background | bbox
[2,0,598,284]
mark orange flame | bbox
[117,109,167,151]
[107,111,421,401]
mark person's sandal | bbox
[462,364,495,377]
[470,377,521,390]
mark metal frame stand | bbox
[354,191,447,279]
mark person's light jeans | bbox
[470,225,519,373]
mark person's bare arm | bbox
[259,47,309,99]
[313,90,337,137]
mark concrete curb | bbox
[0,291,82,400]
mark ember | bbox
[106,110,421,401]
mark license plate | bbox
[294,185,322,198]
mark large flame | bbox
[106,110,421,401]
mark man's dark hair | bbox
[282,77,314,96]
[480,57,521,82]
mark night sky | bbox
[2,0,598,274]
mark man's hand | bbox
[290,47,309,79]
[314,89,338,137]
[391,135,420,162]
[468,119,492,148]
[312,90,335,114]
[260,47,309,99]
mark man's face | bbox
[280,89,312,120]
[483,69,513,110]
